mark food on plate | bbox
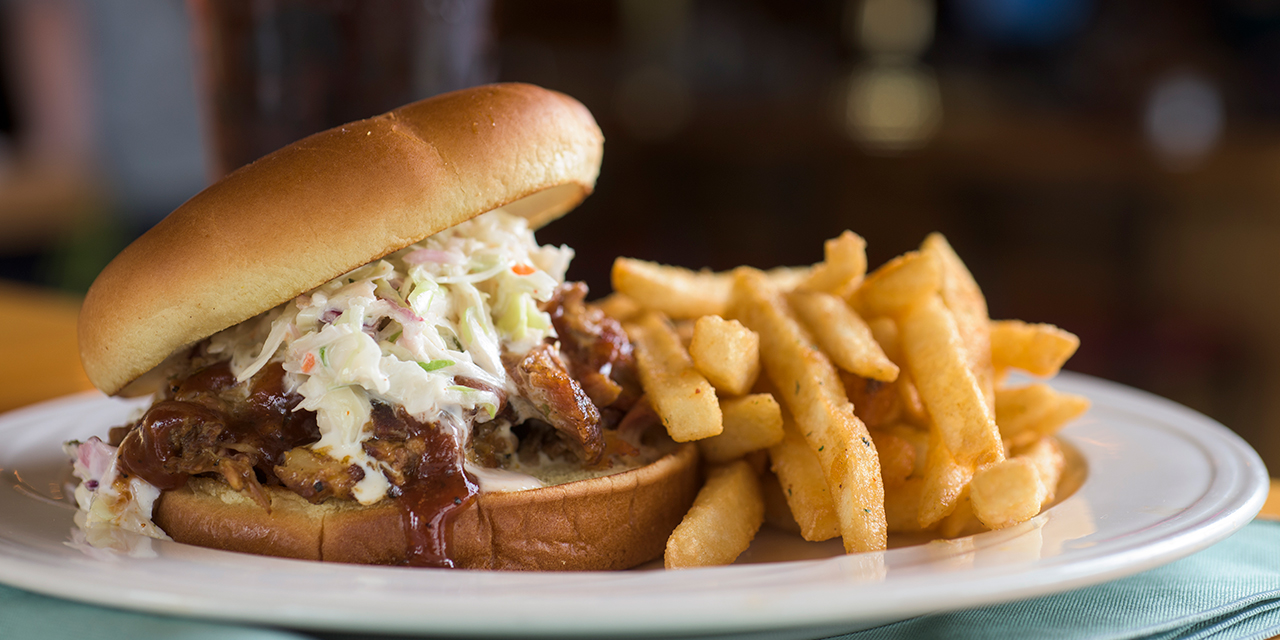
[625,311,723,442]
[850,250,941,318]
[990,320,1081,378]
[768,411,842,542]
[899,295,1003,468]
[688,315,760,396]
[728,267,887,554]
[796,230,867,294]
[608,230,1087,565]
[697,394,783,465]
[789,289,898,383]
[612,258,733,320]
[611,258,809,320]
[67,83,700,570]
[995,383,1090,448]
[65,83,1088,572]
[664,459,764,569]
[969,437,1066,530]
[917,428,976,528]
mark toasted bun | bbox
[153,444,700,570]
[80,83,604,396]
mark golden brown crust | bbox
[80,83,604,396]
[153,444,701,570]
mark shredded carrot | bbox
[301,352,316,373]
[512,263,535,276]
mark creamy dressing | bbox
[66,437,171,543]
[463,463,547,492]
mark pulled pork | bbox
[506,343,604,463]
[112,362,318,510]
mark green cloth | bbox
[838,519,1280,640]
[4,520,1280,640]
[0,584,306,640]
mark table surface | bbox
[5,279,1277,517]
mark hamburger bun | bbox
[153,444,700,570]
[79,83,604,397]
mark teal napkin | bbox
[5,520,1280,640]
[0,584,307,640]
[837,519,1280,640]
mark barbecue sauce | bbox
[116,362,318,492]
[369,403,477,567]
[116,400,221,490]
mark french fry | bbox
[900,294,1003,467]
[699,394,785,464]
[897,375,930,426]
[625,311,723,442]
[969,458,1047,530]
[866,316,902,362]
[730,267,887,553]
[611,259,813,319]
[789,290,899,382]
[764,266,813,292]
[842,372,902,429]
[917,426,973,528]
[593,292,643,323]
[868,429,915,489]
[922,233,994,412]
[665,460,765,568]
[799,231,868,294]
[938,493,987,538]
[990,320,1081,377]
[865,317,931,426]
[743,449,771,477]
[613,258,731,319]
[675,319,696,348]
[883,422,929,477]
[995,383,1090,447]
[884,477,925,533]
[760,469,803,535]
[689,315,761,396]
[768,409,841,542]
[853,250,942,318]
[1015,436,1067,506]
[969,437,1064,530]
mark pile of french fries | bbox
[600,232,1088,569]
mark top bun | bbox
[79,83,604,396]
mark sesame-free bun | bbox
[153,444,700,571]
[79,83,604,396]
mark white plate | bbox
[0,372,1267,639]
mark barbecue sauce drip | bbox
[368,403,477,568]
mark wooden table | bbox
[0,281,93,410]
[3,279,1278,514]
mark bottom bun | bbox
[153,444,700,570]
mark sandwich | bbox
[67,83,700,570]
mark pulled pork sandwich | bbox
[68,83,699,570]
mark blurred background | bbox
[1,0,1277,469]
